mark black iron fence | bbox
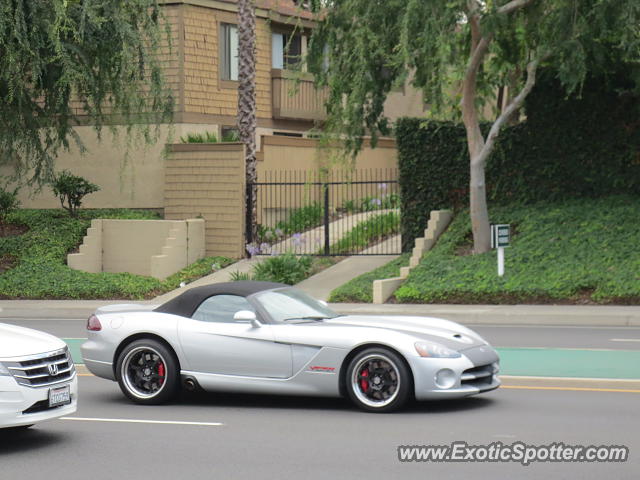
[246,169,401,256]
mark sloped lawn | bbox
[394,196,640,304]
[0,209,232,299]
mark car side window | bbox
[192,295,255,323]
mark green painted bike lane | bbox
[63,339,640,379]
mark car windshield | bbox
[254,288,340,323]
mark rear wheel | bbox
[115,339,179,405]
[346,348,411,413]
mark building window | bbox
[272,33,303,70]
[220,23,238,81]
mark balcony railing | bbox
[271,69,327,122]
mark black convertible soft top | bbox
[153,281,288,318]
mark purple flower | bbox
[245,243,260,256]
[275,228,284,237]
[260,242,271,254]
[291,232,306,246]
[378,183,387,191]
[370,198,382,207]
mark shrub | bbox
[0,188,19,226]
[180,131,219,143]
[252,253,313,285]
[51,171,100,217]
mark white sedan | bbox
[0,323,78,429]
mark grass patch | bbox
[329,211,400,255]
[328,253,410,303]
[395,195,640,304]
[0,209,233,299]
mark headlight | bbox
[415,342,461,358]
[0,363,10,376]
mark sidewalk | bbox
[1,299,639,326]
[0,252,639,325]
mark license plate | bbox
[48,385,71,408]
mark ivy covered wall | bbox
[397,70,640,250]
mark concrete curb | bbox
[331,303,640,327]
[2,300,639,326]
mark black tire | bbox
[115,339,180,405]
[345,347,412,413]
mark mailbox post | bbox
[490,224,510,277]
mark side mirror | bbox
[233,310,261,328]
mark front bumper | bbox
[409,345,500,401]
[0,375,78,428]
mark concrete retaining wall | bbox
[373,210,453,304]
[164,143,246,259]
[68,218,205,280]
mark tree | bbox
[237,0,258,249]
[307,0,640,253]
[0,0,174,187]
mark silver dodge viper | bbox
[82,281,500,412]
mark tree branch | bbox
[497,0,536,16]
[474,54,546,166]
[461,33,493,155]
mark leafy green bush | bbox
[329,253,410,303]
[394,196,640,304]
[229,271,252,282]
[0,208,233,299]
[0,188,19,225]
[252,253,313,285]
[232,255,336,285]
[181,130,240,143]
[51,171,100,217]
[180,131,219,143]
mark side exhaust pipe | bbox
[183,377,198,392]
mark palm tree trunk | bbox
[237,0,257,250]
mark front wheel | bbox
[346,348,412,413]
[115,339,179,405]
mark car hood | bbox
[323,315,487,351]
[0,323,67,359]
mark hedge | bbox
[397,70,640,251]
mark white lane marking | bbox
[609,338,640,342]
[61,417,224,427]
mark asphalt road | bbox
[4,317,640,350]
[1,375,638,480]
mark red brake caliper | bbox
[157,362,165,385]
[360,368,369,392]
